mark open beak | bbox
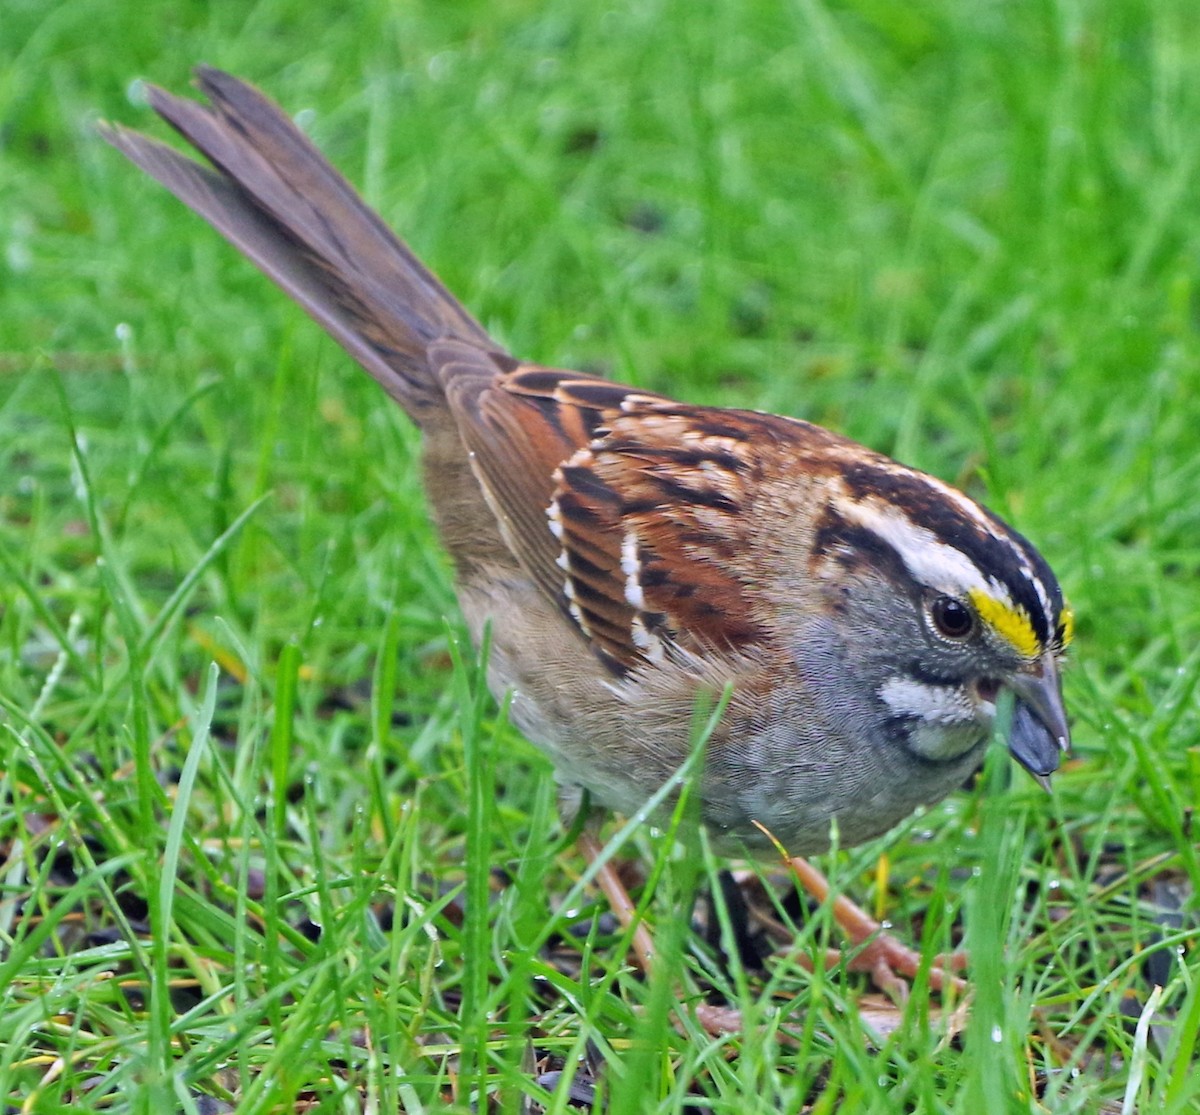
[1007,654,1071,791]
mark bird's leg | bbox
[565,790,966,1003]
[575,827,657,972]
[573,827,752,1042]
[785,855,968,998]
[557,788,657,971]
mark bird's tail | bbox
[99,66,497,424]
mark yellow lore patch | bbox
[1058,604,1075,648]
[968,588,1040,659]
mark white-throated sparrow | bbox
[101,70,1072,988]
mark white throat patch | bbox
[878,676,990,760]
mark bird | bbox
[100,67,1072,994]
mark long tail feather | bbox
[99,66,497,422]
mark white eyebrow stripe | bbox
[936,479,1058,624]
[1020,552,1054,620]
[840,497,999,600]
[895,476,1057,618]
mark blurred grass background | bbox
[2,0,1199,1111]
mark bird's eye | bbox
[930,595,974,639]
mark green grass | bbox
[3,0,1200,1110]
